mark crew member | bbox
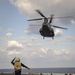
[11,57,30,75]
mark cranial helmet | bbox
[15,58,20,62]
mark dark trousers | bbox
[15,70,21,75]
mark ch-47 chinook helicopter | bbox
[28,10,69,39]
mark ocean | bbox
[0,68,75,74]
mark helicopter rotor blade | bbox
[47,16,73,19]
[28,18,43,21]
[51,25,67,30]
[36,10,46,18]
[49,14,54,24]
[54,16,73,19]
[29,24,41,26]
[28,16,73,21]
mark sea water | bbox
[0,68,75,74]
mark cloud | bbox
[10,0,75,20]
[52,40,64,44]
[64,36,75,42]
[10,0,75,35]
[71,20,75,24]
[54,0,62,4]
[26,48,75,68]
[40,48,49,54]
[7,50,22,55]
[10,0,37,17]
[24,25,40,34]
[51,36,75,44]
[25,41,41,47]
[53,49,69,55]
[39,48,75,61]
[7,40,23,50]
[55,29,63,36]
[0,27,2,31]
[39,48,72,56]
[24,29,31,34]
[6,33,12,37]
[0,45,75,68]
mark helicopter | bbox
[28,10,68,39]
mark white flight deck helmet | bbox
[15,58,20,62]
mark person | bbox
[11,57,30,75]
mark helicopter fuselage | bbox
[39,24,54,38]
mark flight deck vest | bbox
[14,62,22,70]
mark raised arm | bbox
[11,57,16,65]
[21,63,30,70]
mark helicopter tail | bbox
[48,14,54,25]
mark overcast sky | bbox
[0,0,75,69]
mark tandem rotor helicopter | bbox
[28,10,70,39]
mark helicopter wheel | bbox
[52,37,54,39]
[43,37,45,39]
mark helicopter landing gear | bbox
[43,37,45,39]
[52,37,54,39]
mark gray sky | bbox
[0,0,75,69]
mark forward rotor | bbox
[28,9,73,21]
[28,16,73,21]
